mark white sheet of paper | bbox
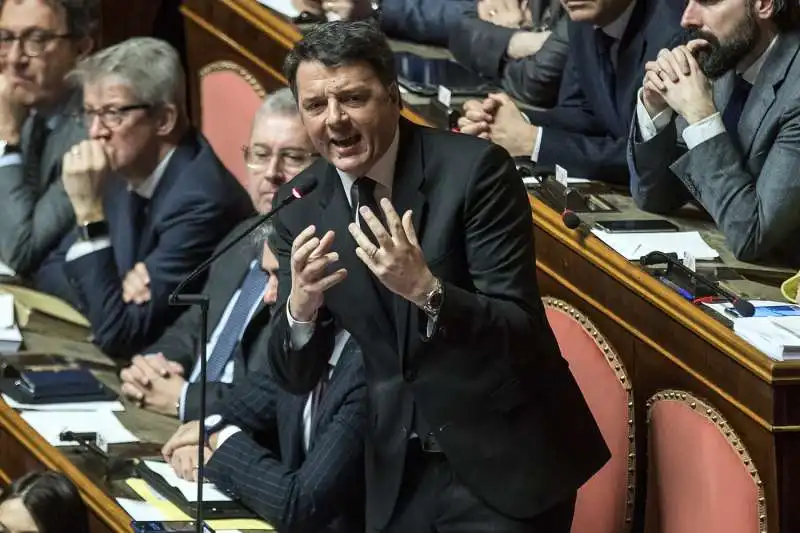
[116,498,168,521]
[21,410,139,446]
[3,394,124,412]
[0,261,15,278]
[591,229,720,261]
[143,460,233,503]
[257,0,300,17]
[0,294,13,328]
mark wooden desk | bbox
[180,1,800,531]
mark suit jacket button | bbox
[403,368,417,382]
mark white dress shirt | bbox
[65,148,176,261]
[176,260,267,421]
[635,35,779,148]
[531,0,638,161]
[216,329,351,452]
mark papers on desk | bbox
[143,460,233,502]
[2,394,124,412]
[257,0,300,17]
[0,293,21,353]
[0,261,14,278]
[734,317,800,360]
[21,410,138,446]
[591,229,720,261]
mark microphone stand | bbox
[168,179,317,533]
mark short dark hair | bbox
[0,471,89,533]
[0,0,100,39]
[284,20,397,98]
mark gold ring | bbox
[489,9,497,16]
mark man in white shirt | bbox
[118,87,318,419]
[628,0,799,265]
[457,0,683,184]
[33,37,252,356]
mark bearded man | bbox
[627,0,799,266]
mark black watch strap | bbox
[77,220,109,241]
[1,142,20,156]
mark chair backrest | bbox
[646,390,766,533]
[543,297,634,533]
[199,60,266,187]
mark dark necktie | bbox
[349,177,395,326]
[25,114,50,190]
[722,75,752,149]
[595,29,617,110]
[309,363,333,443]
[126,192,149,270]
[204,264,267,382]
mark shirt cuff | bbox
[178,382,189,422]
[65,238,112,261]
[681,112,725,150]
[214,425,242,450]
[286,298,315,350]
[531,127,543,162]
[635,88,674,142]
[0,153,22,168]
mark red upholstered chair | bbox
[199,60,266,187]
[645,391,767,533]
[543,298,635,533]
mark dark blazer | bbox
[0,90,86,275]
[144,217,273,421]
[34,129,253,357]
[205,336,366,533]
[449,2,566,108]
[267,119,609,529]
[628,31,800,265]
[381,0,472,46]
[526,0,683,183]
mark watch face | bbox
[204,414,222,428]
[429,290,443,308]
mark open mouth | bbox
[330,134,361,148]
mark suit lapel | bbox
[738,33,800,158]
[41,91,85,187]
[279,392,308,468]
[390,121,428,362]
[318,164,396,346]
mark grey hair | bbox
[250,219,276,249]
[68,37,186,116]
[0,0,100,39]
[253,87,299,128]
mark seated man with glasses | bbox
[117,87,319,418]
[0,0,96,276]
[34,37,252,358]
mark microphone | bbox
[168,176,317,533]
[562,209,581,230]
[516,162,582,231]
[640,251,755,317]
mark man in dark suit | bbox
[458,0,684,183]
[33,37,252,357]
[118,88,319,418]
[0,0,96,276]
[628,0,799,264]
[162,330,367,533]
[266,21,609,532]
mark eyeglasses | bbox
[76,104,152,130]
[0,28,72,58]
[242,146,318,170]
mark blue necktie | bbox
[722,75,752,149]
[205,264,267,382]
[595,29,617,110]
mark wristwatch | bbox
[422,277,444,318]
[76,220,109,241]
[0,140,20,157]
[203,414,225,447]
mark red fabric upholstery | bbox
[544,300,632,533]
[647,394,764,533]
[200,63,265,186]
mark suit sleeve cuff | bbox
[636,88,674,141]
[214,425,242,450]
[681,112,725,150]
[0,153,22,167]
[65,238,112,261]
[178,382,189,422]
[286,298,315,350]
